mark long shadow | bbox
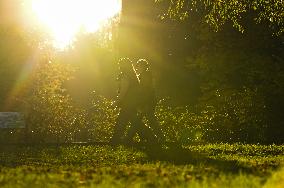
[134,143,255,174]
[0,142,280,175]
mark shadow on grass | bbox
[0,142,279,176]
[135,143,254,174]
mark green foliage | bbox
[152,13,283,144]
[1,1,283,145]
[155,87,267,144]
[23,81,118,143]
[23,61,86,143]
[87,92,119,142]
[157,0,284,34]
[198,88,267,143]
[156,100,203,143]
[3,59,269,144]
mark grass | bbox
[0,143,283,187]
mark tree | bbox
[156,0,284,35]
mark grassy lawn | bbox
[0,143,283,187]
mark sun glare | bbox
[30,0,122,49]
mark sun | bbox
[30,0,122,49]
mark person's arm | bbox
[116,75,130,104]
[132,63,140,83]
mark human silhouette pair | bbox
[111,58,165,145]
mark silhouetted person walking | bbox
[126,59,165,144]
[111,58,141,144]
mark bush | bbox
[155,87,267,144]
[199,88,267,143]
[23,61,86,143]
[7,59,269,144]
[86,92,118,142]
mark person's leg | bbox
[144,106,166,143]
[124,110,143,144]
[138,123,159,144]
[124,106,164,145]
[130,110,159,144]
[124,110,157,144]
[111,107,131,144]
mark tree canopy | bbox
[156,0,284,35]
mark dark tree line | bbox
[119,0,284,143]
[0,0,283,143]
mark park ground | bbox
[0,143,284,187]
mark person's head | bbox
[136,59,150,75]
[118,58,133,73]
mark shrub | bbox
[155,87,267,143]
[23,61,86,143]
